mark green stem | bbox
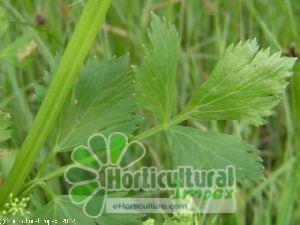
[35,148,59,178]
[134,113,189,141]
[0,0,112,207]
[21,164,71,197]
[134,124,166,141]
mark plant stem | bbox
[0,0,112,207]
[134,124,166,141]
[21,164,71,197]
[134,113,189,141]
[35,148,59,178]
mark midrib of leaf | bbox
[161,31,174,123]
[0,0,112,207]
[55,198,71,218]
[197,61,283,106]
[147,66,167,121]
[177,61,288,122]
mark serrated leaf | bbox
[134,14,180,123]
[168,126,264,182]
[55,55,139,150]
[180,39,296,126]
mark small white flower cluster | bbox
[172,214,194,225]
[142,196,196,225]
[143,218,156,225]
[0,194,30,217]
[172,195,195,225]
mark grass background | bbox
[0,0,299,224]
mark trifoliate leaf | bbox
[168,126,264,182]
[180,39,296,126]
[55,55,139,151]
[134,14,180,123]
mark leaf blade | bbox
[181,40,296,125]
[134,14,180,123]
[56,55,139,150]
[168,126,264,182]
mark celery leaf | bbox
[168,126,264,182]
[134,14,180,123]
[180,40,296,125]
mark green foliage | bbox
[135,16,295,182]
[180,40,296,126]
[35,55,139,151]
[134,14,180,123]
[0,3,297,224]
[55,55,139,150]
[168,126,264,182]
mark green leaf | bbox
[55,55,139,150]
[180,39,296,126]
[33,196,95,225]
[134,14,180,123]
[168,126,264,182]
[0,112,11,142]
